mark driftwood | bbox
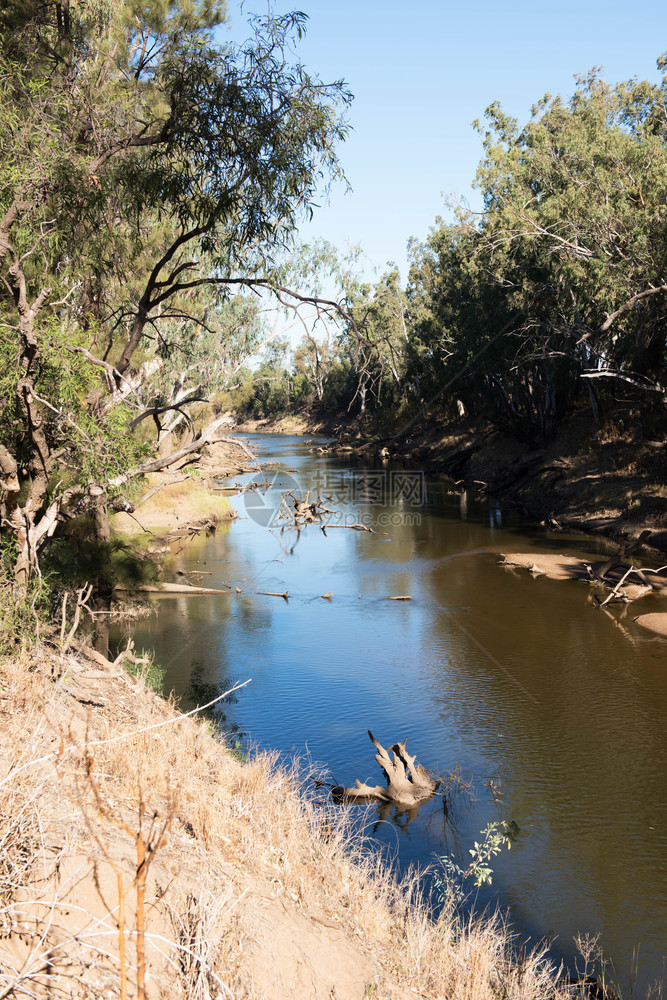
[113,582,232,595]
[276,491,374,532]
[276,490,335,527]
[592,529,652,581]
[261,590,289,601]
[321,523,374,532]
[332,731,439,807]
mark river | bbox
[110,434,667,992]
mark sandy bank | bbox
[234,412,339,435]
[500,551,667,638]
[111,436,258,543]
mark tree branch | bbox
[128,392,207,430]
[577,285,667,344]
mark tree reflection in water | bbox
[185,659,244,748]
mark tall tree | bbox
[407,64,667,441]
[0,0,351,585]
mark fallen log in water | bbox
[332,731,439,807]
[113,582,232,595]
[593,529,652,581]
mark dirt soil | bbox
[0,645,569,1000]
[234,413,341,436]
[111,439,258,542]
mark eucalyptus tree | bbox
[475,69,667,399]
[341,268,410,417]
[126,288,264,449]
[273,244,412,419]
[0,0,352,587]
[408,63,667,441]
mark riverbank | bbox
[234,411,341,435]
[112,437,259,542]
[107,439,256,597]
[0,643,570,1000]
[112,473,234,540]
[346,411,667,557]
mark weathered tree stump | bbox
[332,731,440,807]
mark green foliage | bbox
[0,0,352,592]
[43,526,162,593]
[434,820,519,911]
[466,819,519,886]
[0,578,50,656]
[228,256,412,423]
[342,268,409,417]
[231,338,295,418]
[121,649,165,694]
[0,535,51,649]
[405,64,667,442]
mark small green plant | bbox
[121,649,166,695]
[434,819,519,911]
[466,819,519,885]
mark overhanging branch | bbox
[128,392,207,430]
[577,285,667,344]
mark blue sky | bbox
[226,1,666,284]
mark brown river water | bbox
[110,434,667,992]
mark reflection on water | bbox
[110,434,667,992]
[184,659,243,743]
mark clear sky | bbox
[225,1,666,284]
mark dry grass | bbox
[112,473,233,539]
[0,646,576,1000]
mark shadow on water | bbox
[183,659,244,745]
